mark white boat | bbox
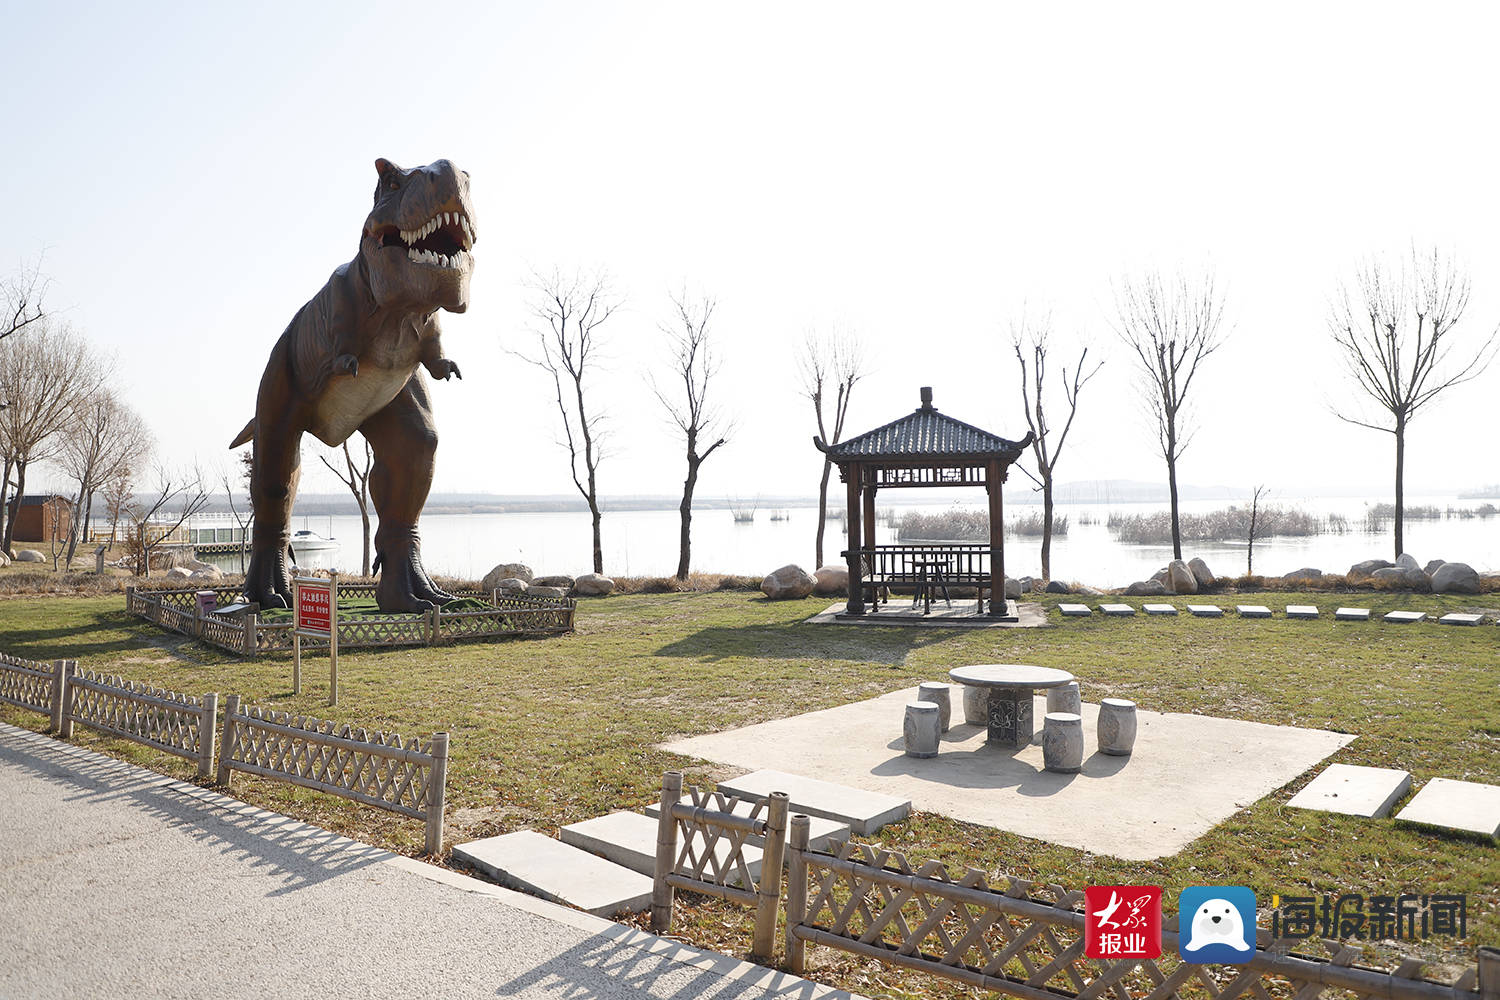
[290,530,340,558]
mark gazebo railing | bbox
[843,544,996,608]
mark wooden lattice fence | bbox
[785,826,1489,1000]
[59,667,218,778]
[217,698,449,854]
[650,770,789,960]
[0,651,63,719]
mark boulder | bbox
[1166,559,1199,595]
[525,584,567,598]
[1044,580,1071,594]
[812,564,849,597]
[1395,552,1420,572]
[1369,567,1410,587]
[493,577,529,595]
[13,549,44,563]
[1423,559,1447,576]
[164,566,195,581]
[1348,558,1394,582]
[1431,561,1481,595]
[1018,576,1035,593]
[1076,585,1104,596]
[1150,567,1168,585]
[1124,579,1170,596]
[1004,577,1022,600]
[1402,566,1430,591]
[1281,567,1322,582]
[190,566,223,582]
[533,574,575,590]
[482,563,533,590]
[760,564,815,600]
[573,572,615,596]
[1188,557,1215,588]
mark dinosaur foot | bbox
[244,546,293,610]
[374,541,455,613]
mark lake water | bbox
[242,494,1500,588]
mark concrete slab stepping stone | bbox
[644,794,850,853]
[1383,610,1425,624]
[1143,604,1178,616]
[1099,604,1135,617]
[452,830,653,916]
[1438,613,1484,626]
[1058,603,1092,616]
[717,768,910,835]
[1236,605,1272,618]
[561,811,763,882]
[1187,605,1223,618]
[1334,607,1370,621]
[1395,778,1500,838]
[1287,763,1412,818]
[1285,605,1319,620]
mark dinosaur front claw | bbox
[335,353,359,377]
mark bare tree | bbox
[60,391,151,565]
[652,290,731,581]
[1113,270,1228,560]
[103,469,136,546]
[221,450,254,574]
[319,437,374,576]
[514,269,621,574]
[1,255,48,343]
[1245,484,1268,576]
[798,329,867,568]
[0,319,107,554]
[1328,248,1497,559]
[1012,313,1102,582]
[130,464,211,577]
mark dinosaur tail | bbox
[229,418,255,449]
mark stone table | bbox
[948,663,1077,749]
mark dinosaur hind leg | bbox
[244,421,301,610]
[361,375,453,613]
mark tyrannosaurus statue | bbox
[230,158,476,613]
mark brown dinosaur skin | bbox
[231,158,476,612]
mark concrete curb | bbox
[0,721,861,1000]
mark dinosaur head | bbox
[362,158,477,313]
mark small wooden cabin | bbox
[4,494,72,543]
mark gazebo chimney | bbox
[919,386,934,411]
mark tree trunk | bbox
[1393,418,1406,560]
[1166,454,1182,561]
[1040,483,1054,582]
[0,456,12,554]
[3,459,28,555]
[589,501,603,574]
[814,457,833,568]
[676,456,700,581]
[359,503,371,577]
[64,487,85,565]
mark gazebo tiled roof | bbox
[818,388,1030,462]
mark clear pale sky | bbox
[6,1,1499,502]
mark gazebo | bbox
[814,387,1033,620]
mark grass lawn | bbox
[1,588,1496,996]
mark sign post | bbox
[293,571,339,705]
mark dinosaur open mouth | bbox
[372,209,476,269]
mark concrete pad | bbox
[716,769,910,836]
[1335,607,1370,621]
[1143,604,1178,616]
[1439,613,1484,626]
[1286,763,1411,818]
[1058,603,1092,616]
[1236,605,1272,618]
[561,811,763,883]
[1187,605,1223,618]
[805,601,1047,629]
[1285,605,1319,620]
[1383,610,1425,624]
[452,830,653,916]
[665,689,1353,861]
[1395,778,1500,838]
[643,795,850,852]
[1099,603,1135,616]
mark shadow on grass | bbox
[655,620,963,664]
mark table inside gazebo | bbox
[846,543,997,615]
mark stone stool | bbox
[962,684,987,726]
[1097,698,1137,756]
[903,701,941,758]
[1042,712,1084,773]
[1046,680,1081,717]
[917,681,952,732]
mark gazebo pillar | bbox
[987,459,1004,616]
[845,462,864,615]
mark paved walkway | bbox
[0,723,856,1000]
